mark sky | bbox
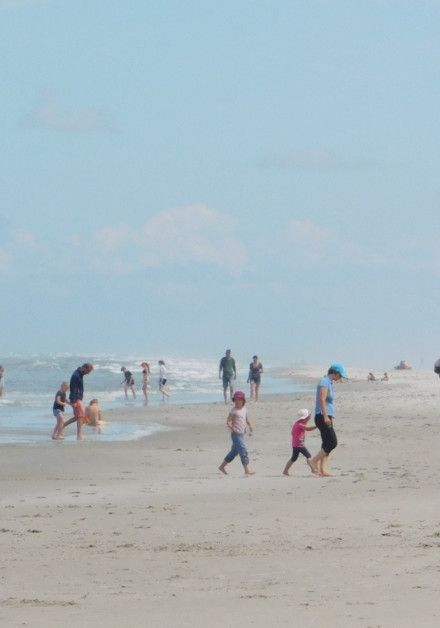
[1,0,440,368]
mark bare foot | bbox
[308,460,320,475]
[321,471,333,477]
[282,471,290,476]
[218,466,227,475]
[245,471,255,475]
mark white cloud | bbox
[22,93,115,133]
[93,205,247,274]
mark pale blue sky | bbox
[1,0,439,367]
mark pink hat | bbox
[232,390,246,401]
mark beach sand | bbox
[1,367,439,627]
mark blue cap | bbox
[330,363,348,379]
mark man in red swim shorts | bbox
[62,363,94,440]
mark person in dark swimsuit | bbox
[247,355,263,402]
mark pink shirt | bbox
[291,419,307,447]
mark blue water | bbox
[0,354,308,444]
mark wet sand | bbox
[0,367,439,627]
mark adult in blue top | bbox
[309,363,348,477]
[62,363,94,440]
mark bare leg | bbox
[255,383,260,402]
[76,417,84,441]
[320,454,333,476]
[223,386,228,404]
[52,415,64,440]
[309,449,325,475]
[60,415,76,430]
[283,459,293,476]
[218,461,228,474]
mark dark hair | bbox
[252,355,258,360]
[328,368,339,376]
[82,363,94,372]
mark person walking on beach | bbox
[282,408,316,475]
[51,381,70,440]
[219,349,236,404]
[158,360,170,401]
[218,391,255,476]
[62,363,94,440]
[309,363,348,477]
[0,365,4,397]
[141,361,151,401]
[121,366,136,399]
[247,355,263,402]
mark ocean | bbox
[0,354,308,444]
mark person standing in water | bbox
[62,363,94,440]
[121,366,136,399]
[219,349,236,404]
[51,381,70,440]
[309,363,348,477]
[141,361,151,401]
[158,360,170,401]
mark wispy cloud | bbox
[93,204,247,274]
[285,217,440,274]
[21,92,116,133]
[264,148,377,172]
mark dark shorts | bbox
[159,378,167,386]
[291,446,311,462]
[249,375,261,385]
[222,375,234,388]
[315,413,337,454]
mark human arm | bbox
[318,386,331,425]
[305,425,317,431]
[233,359,237,379]
[246,415,253,435]
[55,393,67,407]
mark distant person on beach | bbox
[219,349,236,404]
[218,391,254,475]
[51,381,70,440]
[247,355,263,402]
[62,363,94,440]
[282,408,317,476]
[367,372,376,381]
[85,399,106,432]
[381,372,389,381]
[158,360,170,401]
[395,360,411,370]
[0,365,4,397]
[141,362,151,400]
[434,359,440,377]
[121,367,136,399]
[309,363,348,477]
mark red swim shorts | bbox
[72,400,85,420]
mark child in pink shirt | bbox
[282,408,317,476]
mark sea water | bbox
[0,354,308,444]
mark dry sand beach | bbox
[1,367,439,627]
